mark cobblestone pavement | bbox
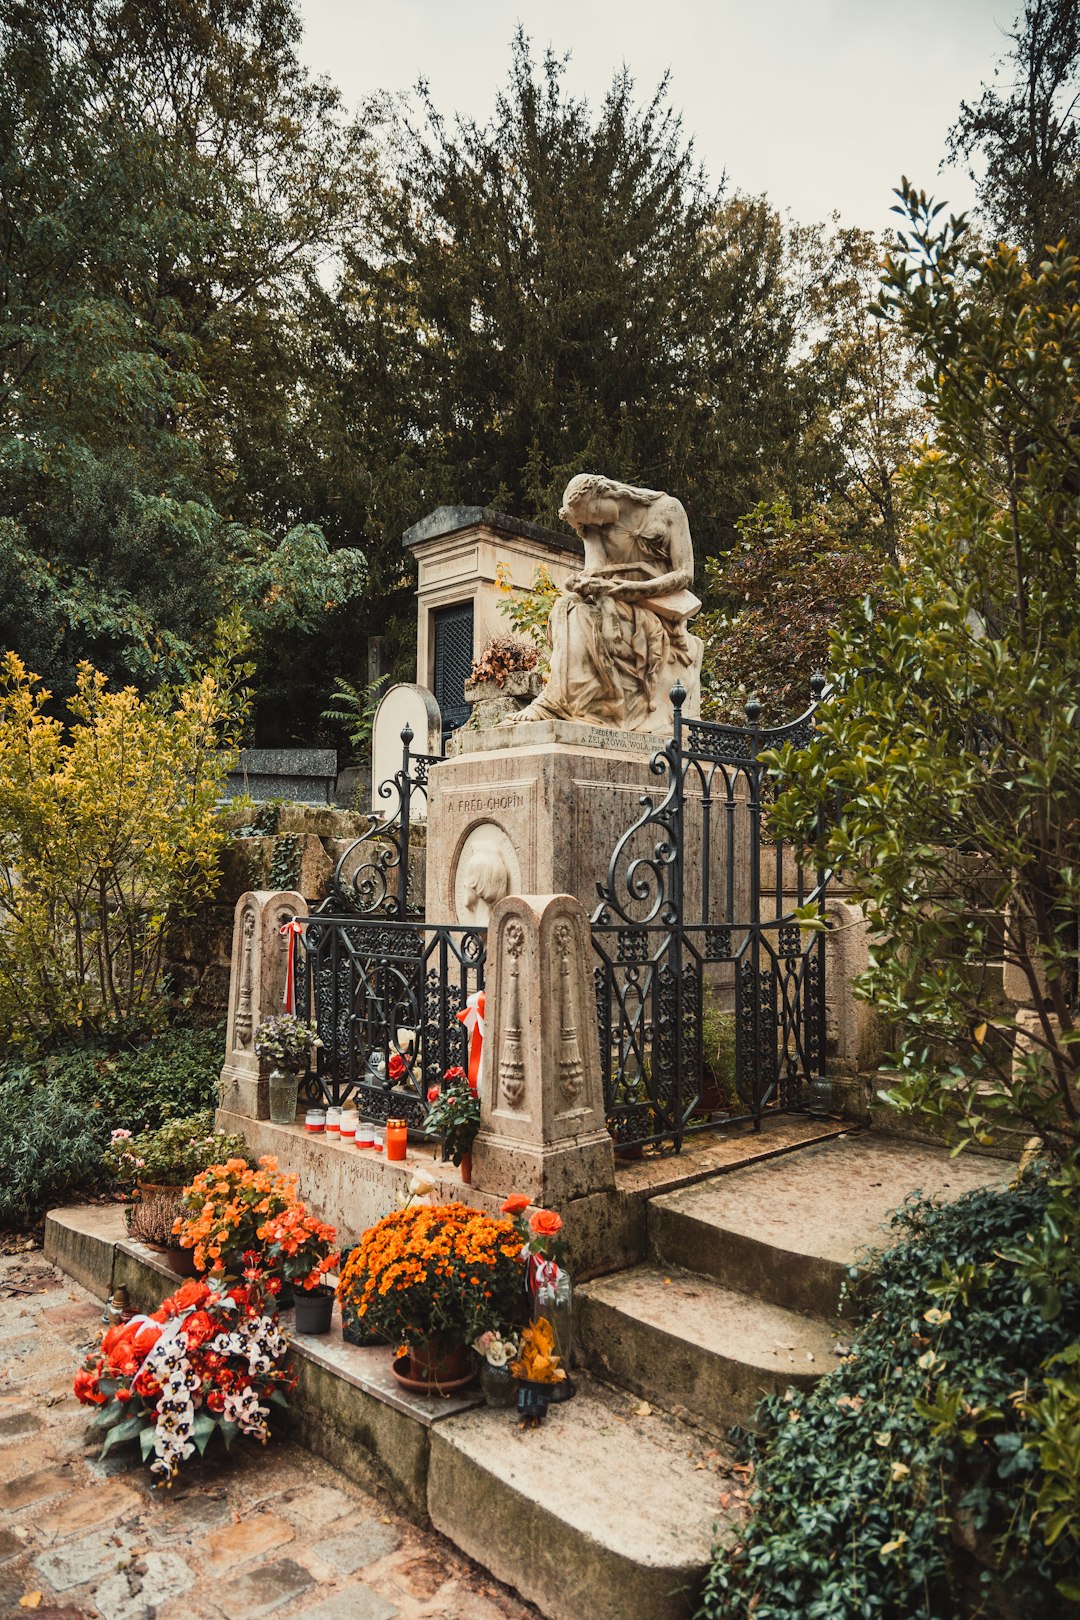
[0,1253,540,1620]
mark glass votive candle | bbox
[385,1117,408,1161]
[339,1109,358,1140]
[355,1121,374,1149]
[305,1108,326,1134]
[326,1107,341,1134]
[371,1131,384,1153]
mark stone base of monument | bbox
[431,724,668,921]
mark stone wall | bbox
[166,803,411,1012]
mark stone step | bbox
[575,1263,842,1432]
[648,1133,1012,1319]
[45,1206,730,1620]
[430,1373,735,1620]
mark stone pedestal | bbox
[473,894,615,1205]
[219,889,308,1119]
[428,724,666,923]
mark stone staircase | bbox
[45,1131,1011,1620]
[576,1133,1011,1453]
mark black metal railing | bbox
[296,917,485,1119]
[592,678,829,1152]
[320,725,438,919]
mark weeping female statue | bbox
[514,473,704,734]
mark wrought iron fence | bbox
[321,725,438,919]
[592,679,829,1152]
[296,916,485,1118]
[295,723,485,1123]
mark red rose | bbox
[501,1194,530,1215]
[182,1310,215,1350]
[388,1053,408,1080]
[528,1209,562,1238]
[427,1086,440,1103]
[444,1065,465,1082]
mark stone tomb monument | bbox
[427,474,705,923]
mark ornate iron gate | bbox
[592,679,829,1153]
[295,727,486,1117]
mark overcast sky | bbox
[297,0,1011,236]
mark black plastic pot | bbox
[293,1287,334,1335]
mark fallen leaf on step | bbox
[19,1595,42,1609]
[632,1400,652,1417]
[694,1462,706,1470]
[719,1492,732,1508]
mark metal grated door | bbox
[433,601,474,744]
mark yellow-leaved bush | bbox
[0,621,251,1042]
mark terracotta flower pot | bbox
[459,1151,472,1186]
[166,1242,198,1278]
[399,1335,472,1389]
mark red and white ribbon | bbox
[456,989,485,1092]
[279,917,306,1014]
[529,1254,562,1303]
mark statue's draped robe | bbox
[530,585,668,731]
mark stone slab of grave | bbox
[223,747,338,805]
[368,682,442,817]
[428,725,675,924]
[218,888,308,1120]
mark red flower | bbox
[427,1086,440,1103]
[183,1310,215,1350]
[501,1194,530,1215]
[444,1066,466,1082]
[74,1367,107,1406]
[115,1387,132,1403]
[206,1390,226,1415]
[388,1053,408,1081]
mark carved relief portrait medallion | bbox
[453,821,522,925]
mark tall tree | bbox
[327,34,818,569]
[0,0,370,712]
[799,228,928,557]
[948,0,1080,257]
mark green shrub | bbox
[0,1083,105,1229]
[696,1175,1080,1619]
[0,1021,224,1227]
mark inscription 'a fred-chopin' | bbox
[458,792,526,814]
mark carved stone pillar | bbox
[472,893,615,1204]
[219,890,308,1119]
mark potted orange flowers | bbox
[172,1156,300,1293]
[336,1202,527,1390]
[260,1206,339,1334]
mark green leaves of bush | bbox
[0,1021,223,1228]
[696,1176,1079,1619]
